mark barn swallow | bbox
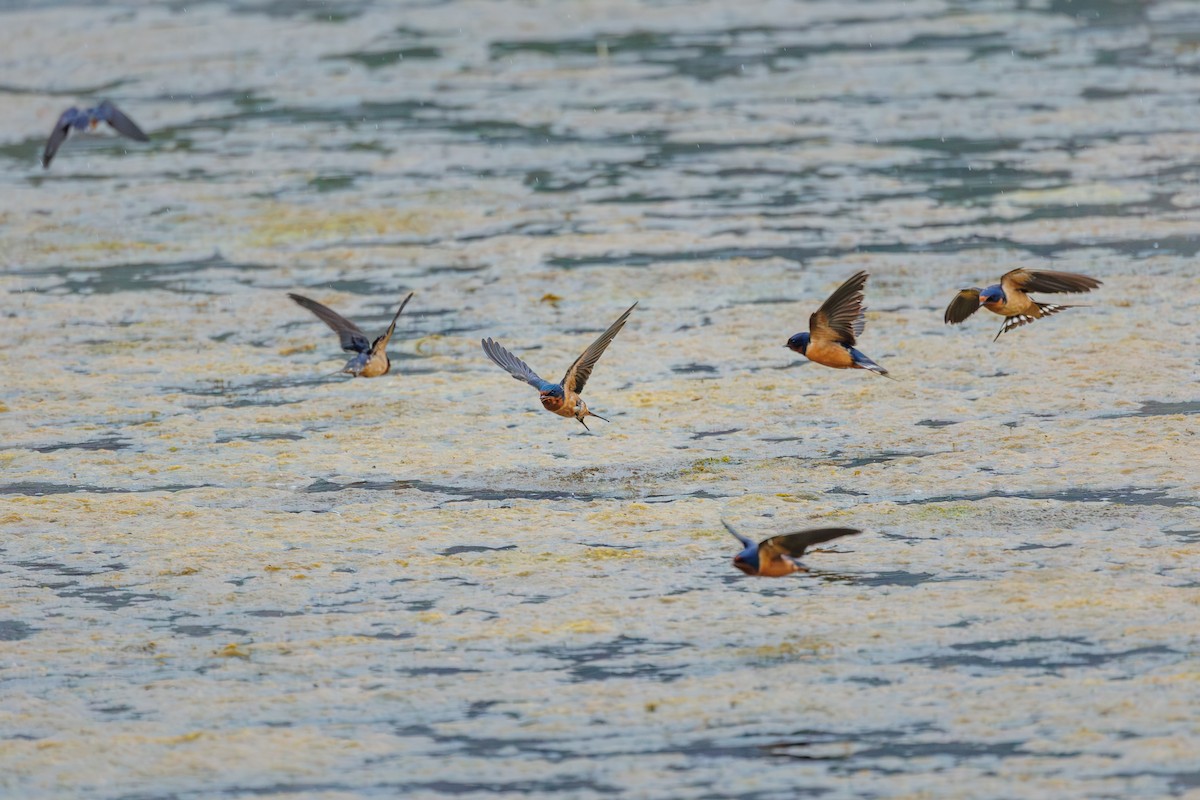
[786,271,889,377]
[482,302,636,431]
[944,268,1102,341]
[288,291,413,378]
[42,100,150,168]
[724,520,861,577]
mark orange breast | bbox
[804,340,855,369]
[758,556,802,577]
[989,297,1037,318]
[540,394,572,417]
[359,354,390,378]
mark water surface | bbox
[1,1,1199,798]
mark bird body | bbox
[944,268,1101,341]
[723,520,861,577]
[43,100,149,168]
[482,302,636,430]
[537,384,580,418]
[786,271,889,377]
[288,292,413,378]
[801,337,856,369]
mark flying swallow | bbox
[288,292,414,378]
[482,302,636,431]
[785,271,889,377]
[42,100,150,169]
[944,268,1102,341]
[723,520,861,577]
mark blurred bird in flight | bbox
[42,100,149,168]
[288,292,414,378]
[724,520,861,577]
[482,302,636,431]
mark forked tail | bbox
[994,302,1079,341]
[850,348,893,379]
[577,410,609,431]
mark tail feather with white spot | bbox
[994,302,1078,341]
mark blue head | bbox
[733,543,760,575]
[785,332,810,355]
[540,385,564,399]
[979,285,1006,306]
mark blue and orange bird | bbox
[288,292,414,378]
[723,520,861,578]
[944,268,1102,342]
[786,271,889,377]
[482,302,637,431]
[42,100,150,168]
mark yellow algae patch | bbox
[689,527,726,541]
[742,636,833,660]
[412,333,448,355]
[540,293,563,306]
[84,340,147,354]
[908,503,977,520]
[623,390,685,408]
[774,492,823,503]
[247,204,473,246]
[278,343,316,356]
[561,619,611,634]
[263,561,323,572]
[580,547,643,561]
[159,566,201,576]
[165,731,205,745]
[1005,183,1151,207]
[681,456,731,475]
[1146,671,1200,686]
[312,635,380,647]
[32,239,168,256]
[216,643,250,660]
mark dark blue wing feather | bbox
[42,109,76,168]
[98,100,149,142]
[482,338,556,391]
[288,293,371,353]
[721,520,757,550]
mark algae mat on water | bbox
[1,0,1199,798]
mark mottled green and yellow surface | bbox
[1,1,1198,798]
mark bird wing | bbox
[561,302,637,394]
[369,292,414,356]
[761,528,861,560]
[808,271,868,346]
[288,293,370,353]
[944,288,982,324]
[97,100,149,142]
[42,110,74,168]
[482,337,555,390]
[721,519,757,550]
[1002,269,1101,295]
